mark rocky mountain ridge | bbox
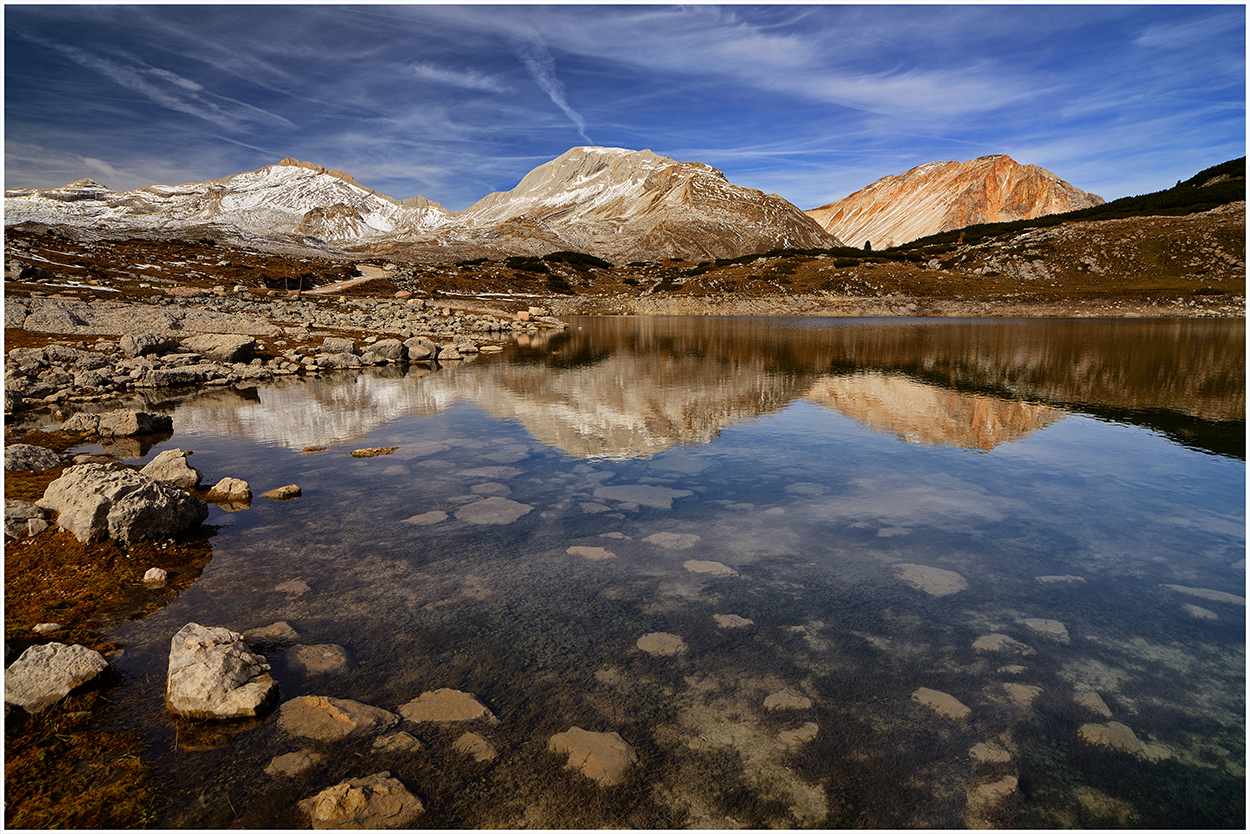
[806,155,1105,249]
[4,147,840,264]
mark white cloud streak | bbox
[410,62,509,93]
[510,36,591,144]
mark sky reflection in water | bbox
[113,317,1244,829]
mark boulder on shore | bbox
[181,333,256,363]
[4,642,109,714]
[37,463,209,544]
[140,448,203,488]
[4,443,62,472]
[165,623,278,719]
[61,409,173,437]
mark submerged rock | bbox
[278,695,400,741]
[453,496,533,525]
[1019,617,1070,643]
[4,642,109,714]
[567,545,614,560]
[593,484,692,510]
[548,726,639,786]
[398,688,497,724]
[893,563,968,597]
[166,623,277,719]
[966,775,1018,829]
[912,687,971,720]
[1073,691,1113,718]
[454,731,499,762]
[683,559,738,577]
[286,644,357,675]
[637,632,686,657]
[764,688,813,711]
[298,771,424,829]
[643,531,701,550]
[1078,721,1157,758]
[265,749,323,777]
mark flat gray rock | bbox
[4,642,109,713]
[4,443,61,471]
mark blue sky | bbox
[4,4,1245,211]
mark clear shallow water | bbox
[105,317,1243,828]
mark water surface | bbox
[107,317,1244,828]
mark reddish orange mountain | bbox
[806,155,1104,249]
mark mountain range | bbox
[3,148,1106,263]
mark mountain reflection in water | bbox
[174,317,1244,459]
[113,315,1242,829]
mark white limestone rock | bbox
[140,448,202,488]
[37,463,209,544]
[165,623,278,719]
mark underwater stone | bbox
[265,749,323,777]
[286,644,356,675]
[1073,691,1113,718]
[912,687,971,720]
[277,695,399,741]
[971,633,1035,655]
[643,531,701,550]
[713,614,754,629]
[298,771,424,829]
[403,511,447,525]
[637,632,686,656]
[567,545,614,560]
[764,688,813,711]
[1078,721,1154,758]
[893,563,967,597]
[683,560,738,577]
[1019,617,1070,643]
[398,688,497,724]
[1002,682,1042,707]
[453,496,533,525]
[548,727,639,786]
[453,731,498,762]
[966,775,1018,829]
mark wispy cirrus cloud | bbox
[510,35,591,144]
[410,62,509,94]
[16,30,296,131]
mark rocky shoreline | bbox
[4,293,565,420]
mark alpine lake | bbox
[75,316,1247,828]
